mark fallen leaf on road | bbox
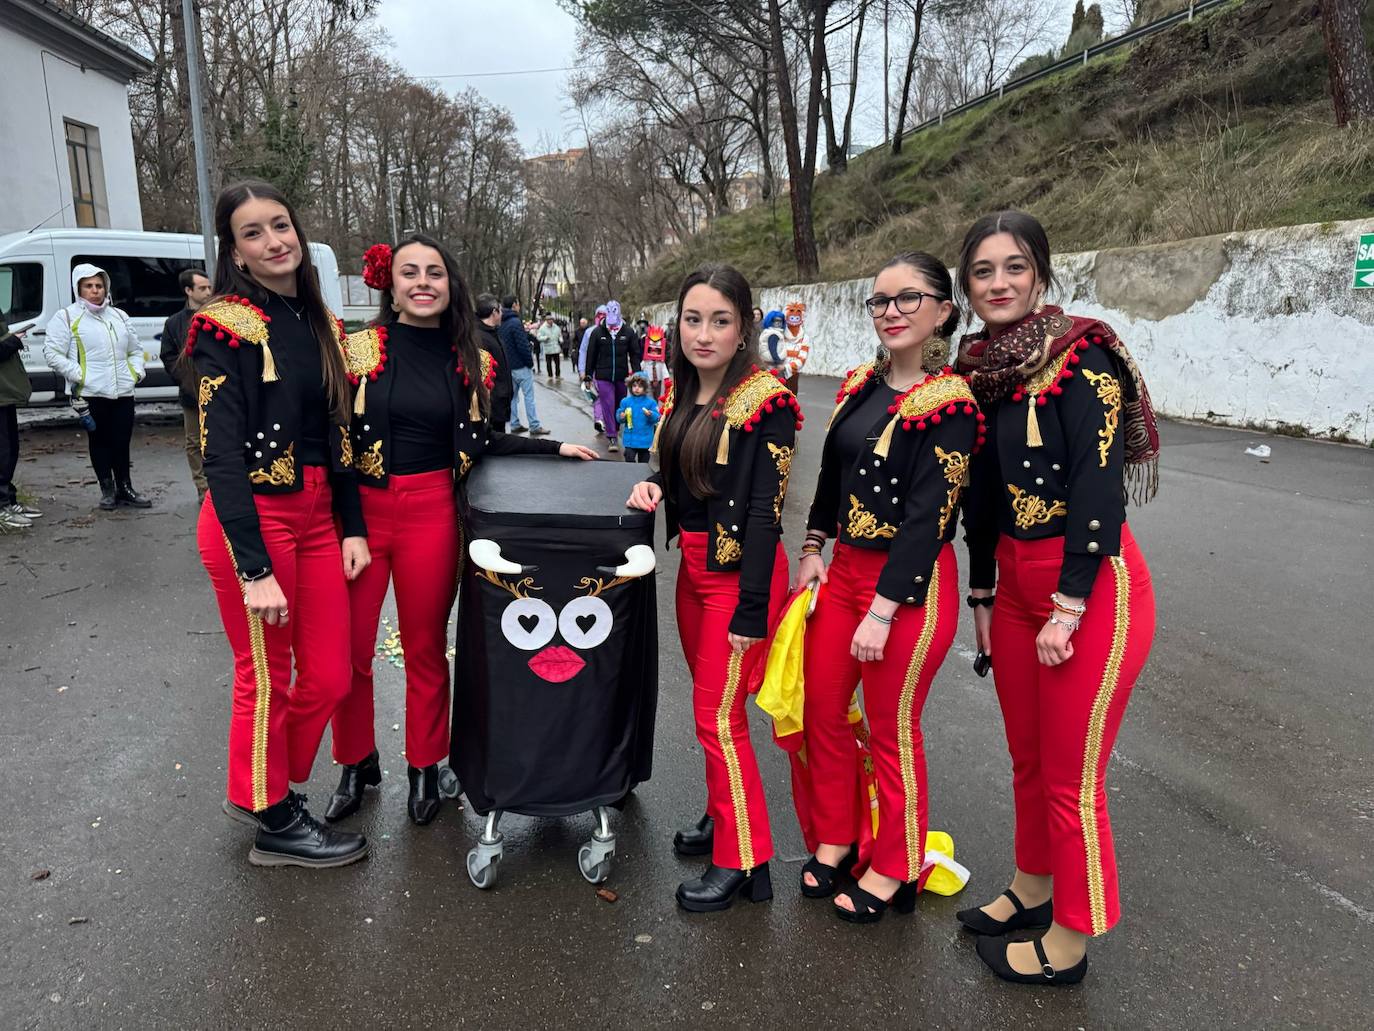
[634,934,652,943]
[68,916,88,925]
[596,888,618,903]
[31,869,51,881]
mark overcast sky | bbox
[379,0,1081,157]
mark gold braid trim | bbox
[1006,484,1067,529]
[219,531,273,812]
[722,369,791,429]
[1081,368,1122,468]
[1023,347,1074,396]
[197,300,269,346]
[248,442,296,486]
[197,374,226,458]
[1081,555,1131,935]
[892,374,976,421]
[828,363,875,429]
[934,447,969,538]
[343,326,385,379]
[846,495,897,540]
[897,560,941,880]
[717,650,755,871]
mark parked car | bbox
[0,229,342,404]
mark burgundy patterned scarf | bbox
[957,305,1161,503]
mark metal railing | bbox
[889,0,1234,147]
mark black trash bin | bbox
[452,455,657,887]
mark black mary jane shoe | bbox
[407,764,441,825]
[800,843,858,899]
[975,934,1088,986]
[676,862,772,912]
[324,750,382,822]
[833,880,917,924]
[672,813,714,857]
[956,888,1053,935]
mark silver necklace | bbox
[270,290,305,321]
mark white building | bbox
[0,0,152,236]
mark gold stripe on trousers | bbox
[1079,555,1131,935]
[716,650,755,872]
[897,561,941,882]
[221,531,274,813]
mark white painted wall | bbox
[649,219,1374,444]
[0,22,144,235]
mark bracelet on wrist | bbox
[1050,592,1086,615]
[240,566,273,584]
[1047,613,1080,631]
[866,608,895,625]
[966,594,995,609]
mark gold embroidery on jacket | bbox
[934,447,969,538]
[197,374,226,457]
[248,442,295,486]
[847,494,897,540]
[767,442,794,524]
[892,374,977,421]
[1007,483,1067,529]
[1023,347,1074,396]
[1081,368,1121,468]
[457,451,472,479]
[722,369,791,429]
[338,426,354,468]
[714,523,743,565]
[355,439,384,478]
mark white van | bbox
[0,229,343,404]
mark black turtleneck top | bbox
[261,294,329,466]
[386,322,456,475]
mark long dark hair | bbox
[658,263,758,499]
[372,232,487,416]
[955,210,1057,320]
[211,179,351,422]
[880,250,961,337]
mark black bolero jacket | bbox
[650,368,803,638]
[962,331,1129,598]
[342,323,559,488]
[189,295,362,575]
[807,366,982,606]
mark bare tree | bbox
[890,0,932,154]
[1321,0,1374,126]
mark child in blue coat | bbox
[616,372,660,463]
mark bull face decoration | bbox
[468,539,656,684]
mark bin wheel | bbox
[467,849,500,889]
[438,766,461,799]
[577,843,611,885]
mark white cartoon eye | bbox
[501,598,557,650]
[558,596,613,650]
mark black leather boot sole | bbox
[407,764,441,825]
[676,862,772,912]
[222,798,262,828]
[672,813,714,856]
[248,798,369,869]
[957,888,1053,935]
[325,751,382,822]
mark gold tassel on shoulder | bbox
[469,390,481,422]
[353,377,367,416]
[1026,399,1043,448]
[873,414,901,460]
[649,416,664,456]
[260,341,279,383]
[715,425,731,465]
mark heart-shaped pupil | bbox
[576,613,597,634]
[518,613,540,633]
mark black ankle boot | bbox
[248,793,369,869]
[324,751,381,822]
[98,477,117,511]
[676,862,772,912]
[115,479,152,508]
[672,812,714,856]
[407,764,441,825]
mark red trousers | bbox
[802,542,959,884]
[991,526,1155,936]
[332,470,460,769]
[197,466,350,812]
[676,531,788,871]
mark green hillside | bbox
[628,0,1374,302]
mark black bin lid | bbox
[465,455,655,529]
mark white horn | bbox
[598,544,656,579]
[469,538,524,574]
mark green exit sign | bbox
[1356,233,1374,289]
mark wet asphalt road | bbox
[1,375,1371,1030]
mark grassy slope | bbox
[627,0,1374,303]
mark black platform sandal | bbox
[799,843,858,898]
[833,880,917,924]
[956,888,1053,935]
[975,934,1087,986]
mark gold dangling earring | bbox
[234,259,246,271]
[921,335,950,375]
[1033,289,1046,316]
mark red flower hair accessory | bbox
[362,244,393,291]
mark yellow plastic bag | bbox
[921,830,970,896]
[757,585,813,741]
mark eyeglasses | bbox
[864,290,945,318]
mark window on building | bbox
[72,256,202,319]
[0,263,45,325]
[65,121,109,229]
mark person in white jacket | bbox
[44,263,151,510]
